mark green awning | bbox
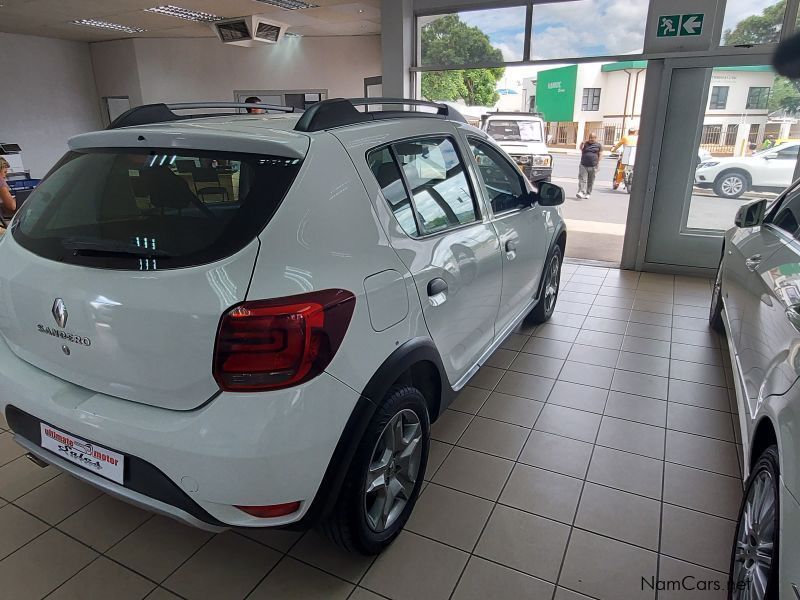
[601,61,648,72]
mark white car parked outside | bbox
[695,142,800,199]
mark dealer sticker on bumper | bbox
[40,424,124,484]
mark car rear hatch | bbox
[0,126,308,410]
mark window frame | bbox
[746,86,771,110]
[466,135,532,218]
[366,133,484,239]
[709,86,729,110]
[581,88,601,112]
[765,184,800,239]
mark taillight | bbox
[235,501,301,518]
[213,289,355,392]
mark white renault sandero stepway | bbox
[0,99,566,554]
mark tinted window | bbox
[367,147,418,237]
[771,187,800,236]
[469,139,527,214]
[13,149,301,269]
[393,137,478,236]
[776,145,800,159]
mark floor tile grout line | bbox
[0,501,194,600]
[551,367,612,597]
[446,376,553,600]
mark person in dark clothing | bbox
[577,133,602,199]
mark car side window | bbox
[367,147,419,238]
[468,139,528,214]
[769,186,800,237]
[776,146,800,159]
[392,137,478,236]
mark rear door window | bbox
[13,149,302,269]
[368,136,479,237]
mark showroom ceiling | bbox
[0,0,381,41]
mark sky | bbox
[456,0,781,62]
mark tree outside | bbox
[420,15,505,106]
[723,0,800,114]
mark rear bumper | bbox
[0,334,360,529]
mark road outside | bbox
[550,153,773,264]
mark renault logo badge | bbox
[52,298,68,329]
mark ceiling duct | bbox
[211,15,287,46]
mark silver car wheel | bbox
[364,409,422,533]
[544,254,560,313]
[732,469,776,599]
[721,175,744,196]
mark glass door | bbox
[642,56,794,271]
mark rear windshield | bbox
[486,120,543,142]
[12,149,302,270]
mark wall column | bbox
[381,0,414,98]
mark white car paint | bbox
[695,142,800,195]
[0,108,565,532]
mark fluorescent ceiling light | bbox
[253,0,319,10]
[284,32,303,37]
[145,5,223,22]
[71,19,146,33]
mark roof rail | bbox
[294,97,467,133]
[108,102,298,129]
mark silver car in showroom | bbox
[710,185,800,599]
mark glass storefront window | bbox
[688,66,794,231]
[721,0,785,46]
[530,0,648,60]
[419,6,527,67]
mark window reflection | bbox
[722,0,785,46]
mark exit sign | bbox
[657,13,704,37]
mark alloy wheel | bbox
[544,254,560,313]
[721,175,744,197]
[732,469,776,599]
[363,409,423,533]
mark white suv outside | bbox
[481,112,553,184]
[0,99,566,554]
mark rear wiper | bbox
[63,239,171,259]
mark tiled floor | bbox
[0,265,744,600]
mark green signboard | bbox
[657,13,704,37]
[536,65,577,123]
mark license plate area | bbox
[39,423,125,484]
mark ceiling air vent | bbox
[211,16,287,46]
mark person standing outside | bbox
[577,133,602,199]
[611,128,638,190]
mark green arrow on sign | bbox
[680,13,704,36]
[657,15,679,37]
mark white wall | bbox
[90,39,144,109]
[98,35,381,105]
[0,33,102,178]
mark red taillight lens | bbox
[213,289,355,392]
[235,501,301,518]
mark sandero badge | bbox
[37,298,91,347]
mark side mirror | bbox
[734,199,768,228]
[764,154,778,160]
[534,181,565,206]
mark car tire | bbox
[321,386,430,555]
[714,171,748,199]
[729,445,780,600]
[530,244,562,323]
[709,260,725,334]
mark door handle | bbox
[427,278,448,307]
[745,255,762,272]
[505,239,518,261]
[786,305,800,333]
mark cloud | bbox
[530,0,647,59]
